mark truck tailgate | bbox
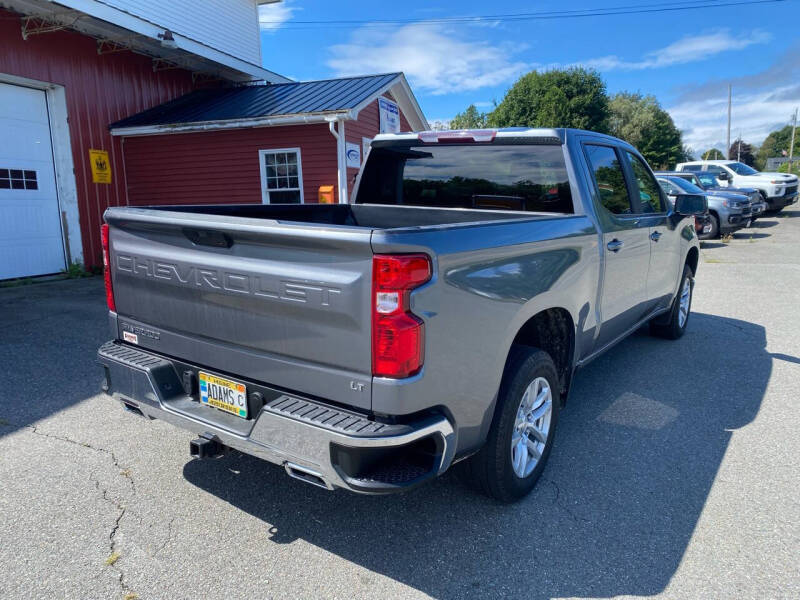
[106,209,374,410]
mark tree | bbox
[488,67,610,132]
[728,138,756,166]
[607,92,685,170]
[449,104,488,129]
[777,162,800,176]
[702,148,725,160]
[755,125,800,170]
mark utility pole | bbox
[788,108,798,175]
[726,84,732,160]
[737,130,742,162]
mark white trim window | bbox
[259,148,304,204]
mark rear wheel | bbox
[650,264,694,339]
[465,346,560,502]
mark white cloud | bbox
[669,85,798,153]
[581,30,771,71]
[667,42,800,153]
[326,24,529,95]
[258,1,297,32]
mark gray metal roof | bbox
[111,73,402,128]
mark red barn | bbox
[0,1,427,280]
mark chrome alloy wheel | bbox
[678,277,691,328]
[511,376,553,478]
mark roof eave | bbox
[110,110,353,136]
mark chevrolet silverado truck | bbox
[98,128,703,502]
[675,159,798,213]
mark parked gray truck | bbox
[98,128,703,501]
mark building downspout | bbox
[328,119,348,203]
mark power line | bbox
[259,0,789,28]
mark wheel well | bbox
[686,246,699,275]
[508,308,574,401]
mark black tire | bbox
[465,346,560,502]
[706,213,720,239]
[650,264,694,339]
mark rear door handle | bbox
[650,231,662,242]
[607,239,624,253]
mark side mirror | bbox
[674,193,707,216]
[717,172,729,181]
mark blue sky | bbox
[258,1,800,154]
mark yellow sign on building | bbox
[89,149,111,184]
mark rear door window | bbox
[625,152,665,213]
[697,173,717,187]
[583,144,634,215]
[355,143,574,213]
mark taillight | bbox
[101,223,116,312]
[372,254,431,378]
[417,129,496,143]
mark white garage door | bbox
[0,83,65,279]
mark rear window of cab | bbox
[356,144,574,214]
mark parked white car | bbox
[675,160,798,212]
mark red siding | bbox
[122,124,338,205]
[345,94,414,196]
[123,96,414,206]
[0,9,196,267]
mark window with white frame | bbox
[259,148,304,204]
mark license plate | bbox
[199,372,248,419]
[703,224,712,233]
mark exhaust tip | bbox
[122,402,145,418]
[284,462,332,490]
[189,435,225,460]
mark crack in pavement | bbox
[26,424,136,597]
[154,517,176,557]
[543,477,590,525]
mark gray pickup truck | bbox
[98,128,703,501]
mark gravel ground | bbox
[0,206,798,600]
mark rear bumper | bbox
[98,341,456,494]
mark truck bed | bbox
[104,203,570,414]
[139,203,544,230]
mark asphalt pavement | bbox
[1,206,798,600]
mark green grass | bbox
[64,261,93,279]
[0,277,35,288]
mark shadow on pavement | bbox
[732,231,770,239]
[184,312,770,599]
[751,219,779,228]
[0,278,108,434]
